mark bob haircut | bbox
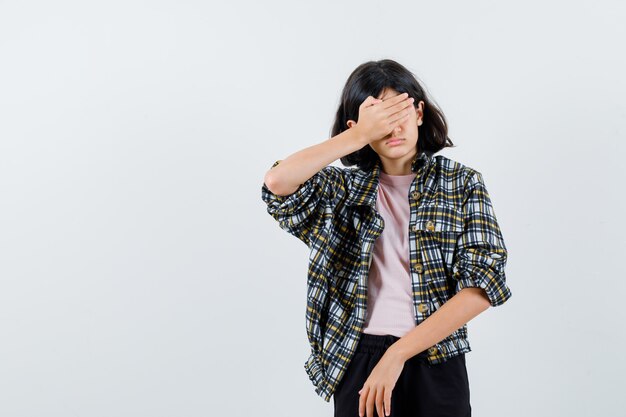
[332,59,455,172]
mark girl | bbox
[261,59,512,417]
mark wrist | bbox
[347,125,370,147]
[387,341,411,363]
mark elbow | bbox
[481,291,493,310]
[474,288,491,308]
[264,172,289,197]
[263,171,280,195]
[264,170,302,197]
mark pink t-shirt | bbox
[362,170,417,337]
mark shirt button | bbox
[426,221,435,231]
[417,303,429,313]
[413,263,423,273]
[411,190,421,200]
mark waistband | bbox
[357,333,430,360]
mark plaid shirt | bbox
[260,151,512,402]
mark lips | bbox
[386,138,405,146]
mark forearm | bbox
[387,287,491,363]
[263,127,367,196]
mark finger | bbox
[381,92,410,109]
[376,388,384,417]
[366,390,375,417]
[358,386,368,417]
[381,91,408,103]
[361,96,382,108]
[384,387,392,417]
[388,108,412,126]
[387,96,415,116]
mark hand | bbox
[353,92,415,145]
[358,348,406,417]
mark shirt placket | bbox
[356,191,385,328]
[408,166,430,325]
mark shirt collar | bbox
[346,150,435,207]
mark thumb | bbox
[362,96,382,107]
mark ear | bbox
[416,101,425,126]
[346,119,357,129]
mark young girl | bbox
[261,59,512,417]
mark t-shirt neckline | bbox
[379,170,416,186]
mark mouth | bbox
[385,138,405,146]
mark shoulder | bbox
[432,154,482,186]
[433,154,479,175]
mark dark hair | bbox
[332,59,455,171]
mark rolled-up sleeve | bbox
[261,160,347,248]
[451,171,512,307]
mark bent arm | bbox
[388,170,512,362]
[263,127,366,196]
[388,287,490,362]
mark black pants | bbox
[333,333,471,417]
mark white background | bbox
[1,1,624,416]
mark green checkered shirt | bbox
[261,151,512,402]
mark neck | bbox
[379,154,417,175]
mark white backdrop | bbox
[1,1,624,416]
